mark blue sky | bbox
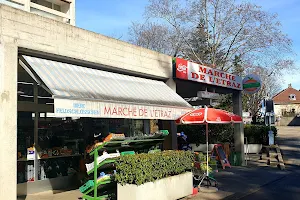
[76,0,300,89]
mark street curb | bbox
[221,173,288,200]
[284,160,300,166]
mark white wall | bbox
[274,104,300,116]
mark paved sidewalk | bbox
[19,165,289,200]
[17,190,82,200]
[186,165,289,200]
[19,167,288,200]
[276,126,300,166]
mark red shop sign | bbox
[174,58,242,90]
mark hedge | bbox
[177,124,277,145]
[115,151,194,186]
[244,125,277,145]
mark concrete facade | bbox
[0,4,244,199]
[0,5,172,79]
[117,172,193,200]
[233,90,245,165]
[0,37,18,200]
[0,5,175,199]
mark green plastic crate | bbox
[79,180,94,193]
[160,130,169,136]
[121,151,135,156]
[229,152,242,166]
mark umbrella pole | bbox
[206,123,209,176]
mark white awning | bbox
[21,55,192,120]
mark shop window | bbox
[18,82,34,102]
[132,120,144,136]
[150,119,159,133]
[17,111,34,183]
[17,114,152,182]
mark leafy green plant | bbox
[200,163,212,173]
[178,124,277,145]
[115,151,194,186]
[177,124,233,145]
[244,125,277,145]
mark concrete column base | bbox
[232,91,245,166]
[0,42,18,199]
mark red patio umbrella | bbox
[176,107,243,181]
[176,107,242,124]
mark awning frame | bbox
[19,55,192,120]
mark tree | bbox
[128,21,181,56]
[128,0,294,72]
[127,0,295,120]
[216,58,283,118]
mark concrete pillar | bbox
[0,42,18,199]
[24,0,30,12]
[166,78,176,92]
[232,90,245,165]
[162,78,178,150]
[69,0,76,26]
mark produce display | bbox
[80,130,169,200]
[85,151,120,173]
[103,133,126,142]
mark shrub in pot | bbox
[115,150,194,186]
[178,124,277,145]
[115,151,194,200]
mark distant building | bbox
[0,0,75,25]
[273,84,300,126]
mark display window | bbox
[17,112,151,183]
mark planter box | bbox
[191,143,262,154]
[244,144,262,154]
[117,172,193,200]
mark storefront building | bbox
[16,55,192,195]
[0,4,243,199]
[0,4,191,199]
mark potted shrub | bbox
[115,151,194,200]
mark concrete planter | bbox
[192,143,262,154]
[117,172,193,200]
[244,144,262,154]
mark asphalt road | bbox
[239,126,300,200]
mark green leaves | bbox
[244,125,277,145]
[178,124,277,145]
[115,151,194,186]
